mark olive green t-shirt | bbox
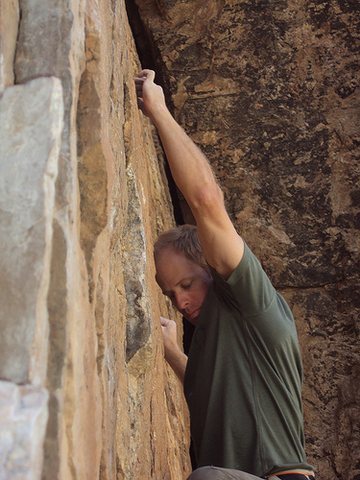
[184,243,312,477]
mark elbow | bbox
[191,183,224,214]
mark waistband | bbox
[267,470,315,480]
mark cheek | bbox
[196,284,209,302]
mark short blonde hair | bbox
[154,224,208,269]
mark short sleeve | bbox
[210,242,276,317]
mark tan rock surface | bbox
[1,0,191,479]
[132,1,360,479]
[0,0,19,92]
[73,1,190,477]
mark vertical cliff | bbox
[0,0,190,479]
[130,1,360,479]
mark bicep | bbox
[195,201,244,279]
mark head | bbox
[154,225,212,324]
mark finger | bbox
[138,69,155,81]
[134,77,145,84]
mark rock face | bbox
[0,0,190,479]
[1,0,359,479]
[131,1,360,479]
[0,381,49,480]
[0,77,63,385]
[0,0,19,92]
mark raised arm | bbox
[135,69,244,278]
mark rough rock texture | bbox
[0,0,190,479]
[0,0,19,92]
[0,381,48,480]
[132,1,360,479]
[0,77,63,386]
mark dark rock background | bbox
[131,1,360,478]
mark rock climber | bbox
[135,69,315,480]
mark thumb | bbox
[160,316,171,327]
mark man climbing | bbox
[135,69,315,480]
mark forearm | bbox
[164,347,188,385]
[152,107,222,214]
[137,69,244,280]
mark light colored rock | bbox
[0,0,19,91]
[0,380,48,480]
[2,1,191,478]
[0,77,63,385]
[13,2,104,478]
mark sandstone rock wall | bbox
[131,1,360,479]
[0,1,190,479]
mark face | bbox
[155,247,212,324]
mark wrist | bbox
[164,342,183,361]
[150,104,173,127]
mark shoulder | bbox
[211,243,277,316]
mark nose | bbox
[174,291,189,312]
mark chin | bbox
[187,314,199,326]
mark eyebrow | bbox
[162,276,193,297]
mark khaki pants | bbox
[187,466,314,480]
[187,466,264,480]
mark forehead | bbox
[155,248,200,289]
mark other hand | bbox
[160,316,180,359]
